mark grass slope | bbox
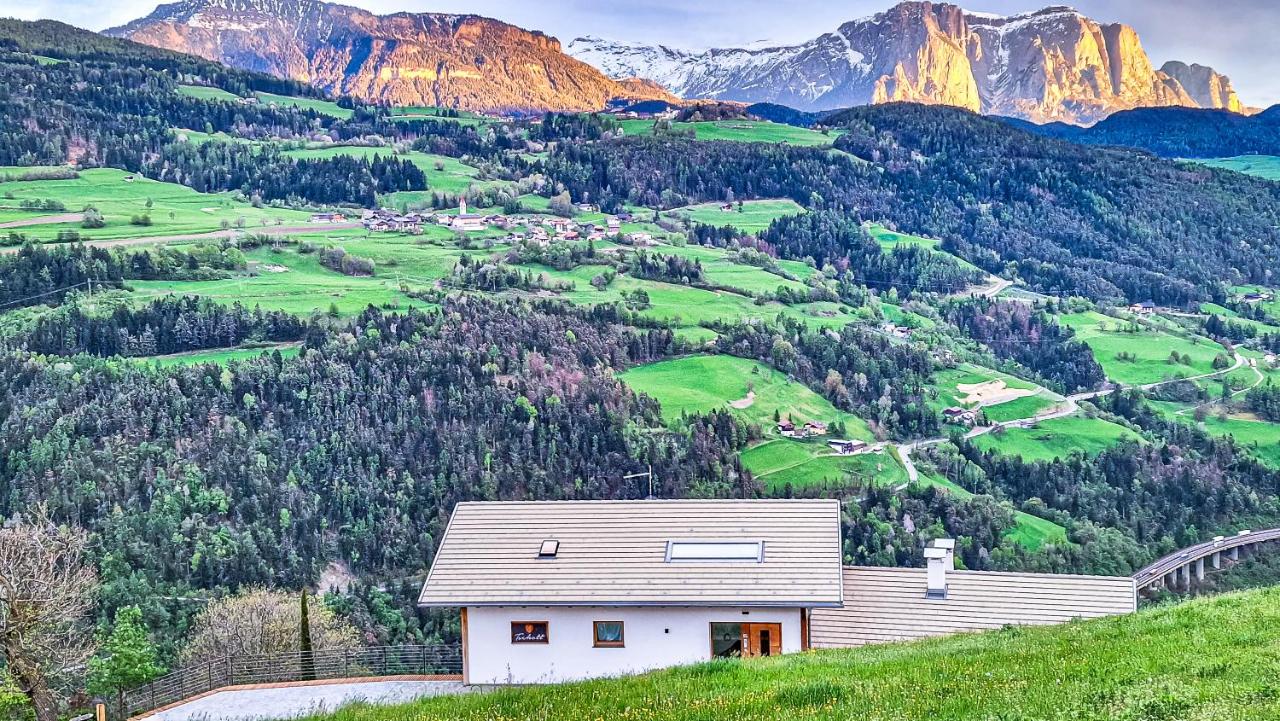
[669,199,805,234]
[0,168,310,241]
[619,355,871,439]
[306,587,1280,721]
[1198,155,1280,181]
[973,415,1140,463]
[618,119,838,146]
[1059,311,1228,386]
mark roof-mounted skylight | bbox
[666,541,763,562]
[538,540,559,558]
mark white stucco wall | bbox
[465,606,803,684]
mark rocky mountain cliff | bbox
[569,2,1248,124]
[106,0,674,113]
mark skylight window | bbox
[666,541,763,562]
[538,540,559,558]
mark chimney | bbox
[924,538,956,599]
[924,548,949,599]
[931,538,956,569]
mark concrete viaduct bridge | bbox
[1133,528,1280,593]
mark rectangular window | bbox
[667,541,763,562]
[593,621,624,648]
[511,621,549,644]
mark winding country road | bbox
[898,352,1247,483]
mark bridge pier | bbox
[1230,547,1239,562]
[1178,564,1191,590]
[1211,551,1221,569]
[1195,558,1205,582]
[1164,572,1176,589]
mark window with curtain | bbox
[593,620,624,647]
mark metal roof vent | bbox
[538,539,559,558]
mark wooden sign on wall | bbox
[511,621,549,643]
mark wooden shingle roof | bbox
[418,499,843,607]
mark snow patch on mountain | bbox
[566,2,1247,124]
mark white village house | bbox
[418,499,1136,685]
[418,499,842,684]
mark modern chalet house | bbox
[418,499,843,684]
[419,499,1136,685]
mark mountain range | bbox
[104,0,674,113]
[569,3,1249,124]
[107,0,1251,125]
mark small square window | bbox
[593,621,624,648]
[538,539,559,558]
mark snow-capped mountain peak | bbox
[567,1,1246,124]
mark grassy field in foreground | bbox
[1197,155,1280,181]
[1059,311,1228,386]
[306,587,1280,721]
[618,119,838,146]
[669,199,805,234]
[973,415,1140,462]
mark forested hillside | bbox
[1006,105,1280,158]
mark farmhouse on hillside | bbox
[418,499,843,684]
[419,500,1137,685]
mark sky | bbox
[11,0,1280,107]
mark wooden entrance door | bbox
[742,623,782,657]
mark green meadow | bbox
[256,92,353,119]
[389,106,494,126]
[1059,311,1229,386]
[865,223,984,273]
[741,440,908,493]
[305,586,1280,721]
[668,199,806,234]
[1198,155,1280,181]
[619,354,871,440]
[139,343,302,368]
[0,168,310,241]
[927,363,1045,412]
[973,415,1141,463]
[128,238,458,317]
[618,119,839,146]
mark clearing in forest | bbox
[617,119,839,146]
[973,415,1141,463]
[668,199,806,234]
[1059,311,1229,387]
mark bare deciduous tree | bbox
[180,588,358,671]
[0,510,99,721]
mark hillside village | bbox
[342,201,656,247]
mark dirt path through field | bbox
[0,222,363,253]
[0,212,83,229]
